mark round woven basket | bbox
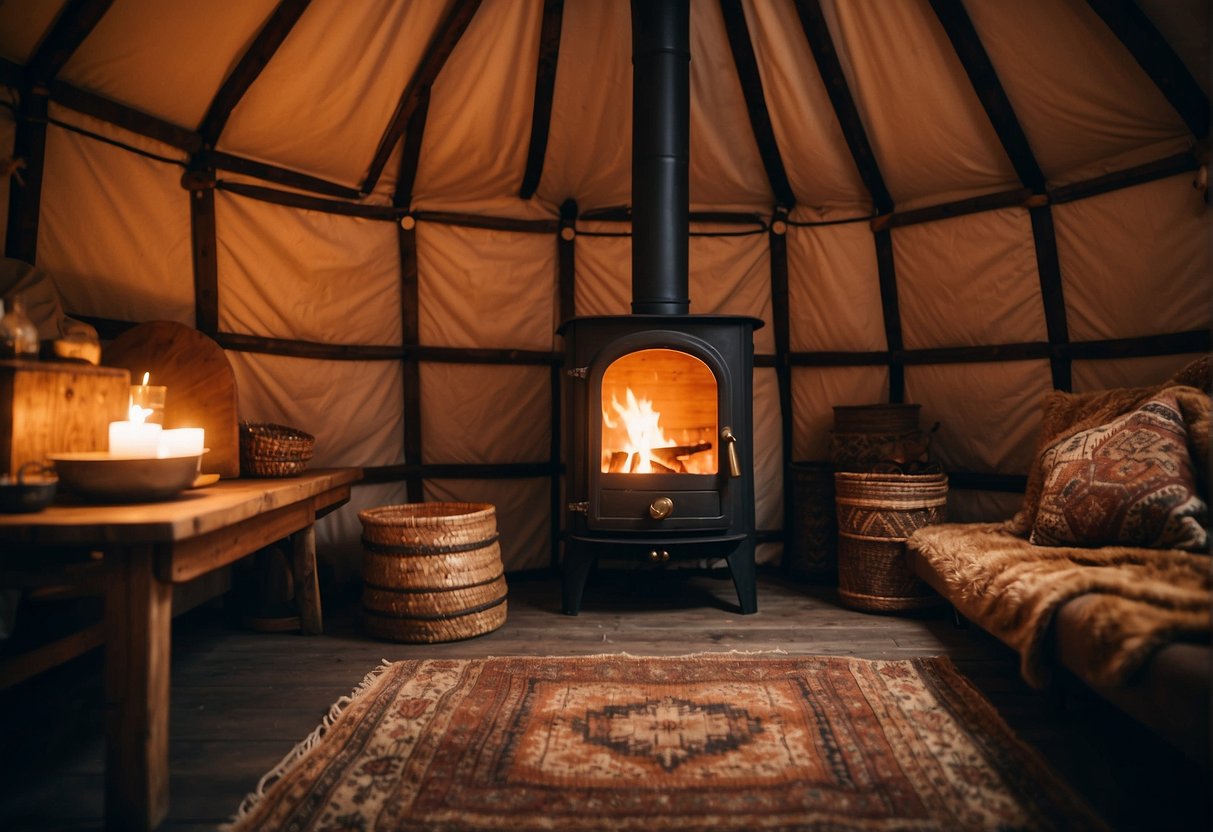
[834,471,947,613]
[239,421,315,477]
[358,502,507,643]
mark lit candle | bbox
[158,428,205,458]
[108,396,163,457]
[109,421,162,457]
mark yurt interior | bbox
[0,0,1209,829]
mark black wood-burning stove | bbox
[559,0,762,615]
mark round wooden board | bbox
[104,321,240,478]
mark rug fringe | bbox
[220,659,398,831]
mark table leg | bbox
[105,545,172,831]
[292,525,323,635]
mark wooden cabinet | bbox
[0,359,130,476]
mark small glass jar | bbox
[0,296,39,359]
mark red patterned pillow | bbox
[1030,391,1209,551]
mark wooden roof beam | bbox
[197,0,311,145]
[519,0,564,200]
[718,0,795,208]
[929,0,1046,192]
[792,0,892,214]
[363,0,483,195]
[26,0,113,83]
[1087,0,1209,140]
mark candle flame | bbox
[141,371,150,386]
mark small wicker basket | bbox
[239,421,315,478]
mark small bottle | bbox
[0,295,40,359]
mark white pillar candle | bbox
[109,421,162,457]
[158,428,205,457]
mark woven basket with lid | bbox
[239,421,315,477]
[359,502,506,643]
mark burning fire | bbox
[602,387,713,474]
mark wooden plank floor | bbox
[0,569,1206,830]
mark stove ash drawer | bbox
[597,489,722,521]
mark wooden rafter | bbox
[49,80,201,152]
[26,0,113,82]
[718,0,795,208]
[393,89,430,209]
[204,149,362,199]
[929,0,1046,192]
[1087,0,1209,140]
[197,0,311,145]
[363,0,483,194]
[792,0,892,214]
[519,0,564,199]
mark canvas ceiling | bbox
[0,0,1208,579]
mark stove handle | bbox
[721,426,742,478]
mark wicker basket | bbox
[833,403,921,434]
[359,502,507,643]
[834,471,947,613]
[239,421,315,477]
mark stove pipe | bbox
[631,0,690,316]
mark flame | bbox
[603,388,672,474]
[129,402,153,424]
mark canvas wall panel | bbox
[426,478,550,572]
[964,0,1193,186]
[574,224,631,318]
[37,123,193,324]
[741,0,870,212]
[227,351,404,469]
[414,0,542,212]
[821,0,1018,211]
[216,193,401,345]
[60,0,277,130]
[1072,354,1206,394]
[418,223,556,351]
[0,1,65,64]
[905,361,1051,477]
[538,0,633,213]
[688,0,773,211]
[220,0,446,190]
[688,230,774,354]
[791,366,889,461]
[894,208,1045,350]
[787,220,885,353]
[420,364,549,466]
[1054,175,1210,342]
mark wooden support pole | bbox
[553,198,577,570]
[1029,205,1071,391]
[520,0,565,199]
[768,207,794,564]
[719,0,796,208]
[185,166,220,335]
[291,525,323,635]
[873,228,904,402]
[4,86,47,264]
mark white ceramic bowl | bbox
[50,452,204,502]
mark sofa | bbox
[906,359,1211,766]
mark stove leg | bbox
[726,540,757,614]
[562,544,594,615]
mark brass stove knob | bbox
[649,496,674,520]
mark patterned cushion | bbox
[1030,391,1208,551]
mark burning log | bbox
[652,442,712,465]
[608,452,629,473]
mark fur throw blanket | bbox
[908,522,1211,688]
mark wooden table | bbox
[0,468,361,831]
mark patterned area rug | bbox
[227,654,1105,831]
